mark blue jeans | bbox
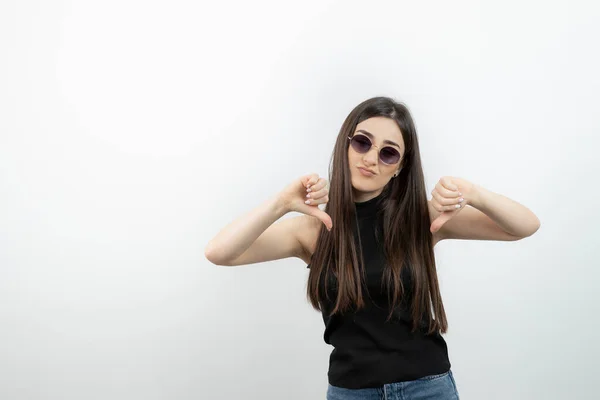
[326,370,460,400]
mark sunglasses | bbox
[347,134,402,165]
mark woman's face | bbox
[348,116,405,202]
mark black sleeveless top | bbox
[306,192,451,389]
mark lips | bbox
[358,167,375,176]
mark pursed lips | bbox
[358,167,376,176]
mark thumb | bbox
[305,206,333,231]
[430,211,455,233]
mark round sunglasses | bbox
[347,134,402,165]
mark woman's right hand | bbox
[279,173,332,231]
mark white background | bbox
[1,0,599,399]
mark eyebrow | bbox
[355,130,402,149]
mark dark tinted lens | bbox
[380,147,401,164]
[351,135,371,153]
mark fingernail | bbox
[305,200,310,204]
[455,204,461,208]
[458,197,464,202]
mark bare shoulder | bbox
[295,214,323,265]
[294,209,441,267]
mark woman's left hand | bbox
[429,176,477,233]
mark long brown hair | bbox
[306,96,448,335]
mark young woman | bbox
[205,96,540,400]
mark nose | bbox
[363,146,379,166]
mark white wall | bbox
[1,0,598,399]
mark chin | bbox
[351,177,375,191]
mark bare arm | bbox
[204,174,331,267]
[204,194,297,266]
[430,176,540,240]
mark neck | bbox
[353,188,383,203]
[354,190,384,219]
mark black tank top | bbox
[306,192,451,389]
